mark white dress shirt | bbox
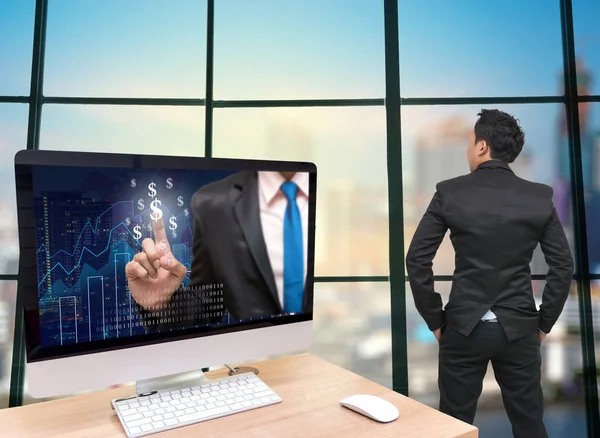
[257,171,309,308]
[481,309,497,320]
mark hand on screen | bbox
[125,216,187,311]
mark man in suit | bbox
[406,109,574,438]
[126,170,310,329]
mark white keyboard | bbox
[112,372,282,437]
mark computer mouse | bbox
[339,394,399,423]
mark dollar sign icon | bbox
[148,182,157,198]
[177,195,184,207]
[125,217,131,226]
[166,177,173,189]
[133,225,142,240]
[130,178,136,188]
[137,199,144,211]
[150,199,163,223]
[183,208,189,217]
[169,215,178,232]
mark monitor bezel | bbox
[15,149,317,364]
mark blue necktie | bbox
[280,181,304,313]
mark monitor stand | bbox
[134,364,260,396]
[135,369,209,395]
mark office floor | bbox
[475,405,586,437]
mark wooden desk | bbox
[0,353,477,437]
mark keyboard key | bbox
[124,417,152,428]
[165,418,178,426]
[254,390,274,398]
[128,426,142,435]
[141,424,153,432]
[178,406,231,424]
[152,421,165,429]
[122,413,143,422]
[120,408,138,417]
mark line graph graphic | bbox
[33,165,237,348]
[36,207,192,288]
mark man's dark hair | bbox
[474,109,525,163]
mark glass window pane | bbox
[44,1,207,98]
[212,106,389,277]
[0,1,35,96]
[402,104,573,275]
[407,280,585,437]
[0,281,17,410]
[583,103,600,273]
[398,1,563,98]
[39,105,205,156]
[311,281,391,387]
[573,0,600,95]
[214,0,385,100]
[0,104,28,275]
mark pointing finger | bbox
[152,215,169,252]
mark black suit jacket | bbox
[141,170,311,331]
[406,160,574,341]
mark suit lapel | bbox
[233,172,281,312]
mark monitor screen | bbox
[17,152,316,362]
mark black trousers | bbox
[438,321,547,438]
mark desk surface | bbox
[0,353,477,437]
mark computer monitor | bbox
[14,150,316,398]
